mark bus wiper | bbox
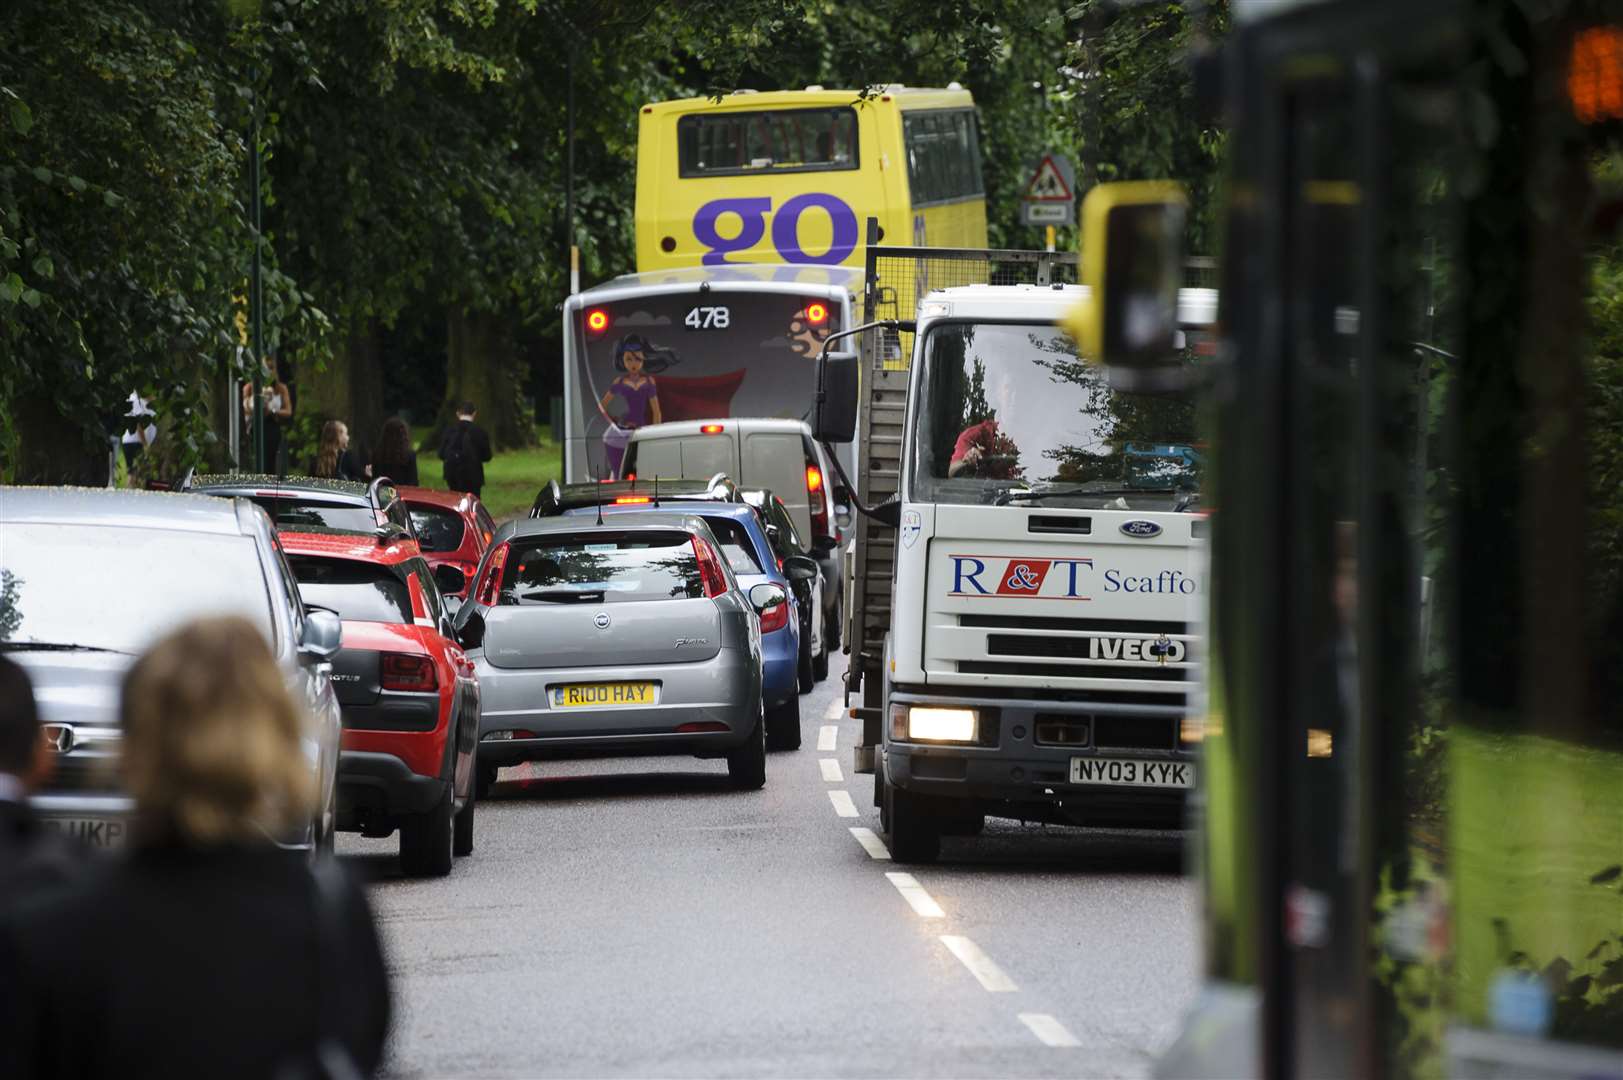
[520,589,606,604]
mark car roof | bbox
[278,528,422,565]
[397,486,476,514]
[0,486,255,536]
[190,474,373,502]
[497,511,718,543]
[629,418,811,438]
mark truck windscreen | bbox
[911,322,1202,509]
[573,291,840,479]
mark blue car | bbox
[563,501,819,751]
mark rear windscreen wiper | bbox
[520,589,607,604]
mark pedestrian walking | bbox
[0,656,86,911]
[438,401,493,498]
[311,419,367,481]
[241,357,293,474]
[120,391,158,480]
[370,416,419,486]
[0,617,391,1080]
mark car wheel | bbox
[727,704,767,790]
[797,635,815,694]
[400,783,455,877]
[765,692,801,751]
[476,760,499,799]
[884,777,941,864]
[812,637,830,682]
[826,599,841,651]
[453,788,475,857]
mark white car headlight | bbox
[906,707,977,743]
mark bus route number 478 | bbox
[685,305,730,330]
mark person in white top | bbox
[121,392,157,474]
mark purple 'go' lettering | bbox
[693,197,772,265]
[771,193,859,265]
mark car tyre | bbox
[728,706,768,790]
[797,635,815,694]
[884,777,941,864]
[453,788,475,857]
[765,693,801,751]
[400,783,455,877]
[476,760,499,799]
[812,637,830,682]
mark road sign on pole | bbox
[1019,152,1077,227]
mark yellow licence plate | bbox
[551,682,658,708]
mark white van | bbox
[624,418,846,648]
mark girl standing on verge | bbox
[370,416,419,486]
[311,420,366,481]
[600,334,662,478]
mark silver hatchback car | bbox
[453,514,782,791]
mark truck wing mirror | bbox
[1065,181,1189,390]
[814,350,860,444]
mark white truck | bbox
[815,242,1209,862]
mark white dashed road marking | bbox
[828,790,859,818]
[848,826,891,860]
[817,725,838,751]
[940,935,1018,992]
[819,758,844,782]
[884,872,945,918]
[824,700,845,721]
[1018,1013,1081,1047]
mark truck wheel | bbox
[728,704,768,789]
[453,788,475,856]
[884,777,941,864]
[475,761,499,799]
[765,693,801,751]
[400,784,455,877]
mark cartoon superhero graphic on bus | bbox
[599,334,664,477]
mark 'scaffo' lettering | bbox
[693,195,860,266]
[1102,568,1199,595]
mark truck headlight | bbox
[905,706,978,743]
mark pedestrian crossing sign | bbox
[1023,155,1074,202]
[1019,152,1077,226]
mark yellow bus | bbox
[635,86,988,272]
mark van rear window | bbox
[289,556,413,624]
[500,532,703,604]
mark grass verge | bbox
[413,426,561,521]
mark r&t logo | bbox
[950,556,1093,600]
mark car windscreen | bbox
[701,516,763,574]
[248,496,378,533]
[499,531,703,605]
[408,506,466,553]
[287,555,413,624]
[0,524,276,654]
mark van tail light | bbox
[475,542,509,606]
[806,459,829,539]
[757,596,790,633]
[381,653,438,691]
[691,536,728,598]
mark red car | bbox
[399,487,496,600]
[279,528,480,876]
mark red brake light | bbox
[807,458,829,537]
[585,309,609,332]
[476,542,509,606]
[700,423,725,435]
[381,653,437,692]
[758,595,790,633]
[691,535,728,598]
[805,302,828,325]
[614,496,652,504]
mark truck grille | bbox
[1033,714,1181,751]
[954,613,1197,702]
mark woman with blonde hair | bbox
[311,418,365,481]
[0,617,390,1079]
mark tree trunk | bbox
[10,390,112,486]
[441,307,533,449]
[292,317,385,463]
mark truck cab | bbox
[874,282,1206,861]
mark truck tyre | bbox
[476,760,499,799]
[453,788,475,856]
[728,705,768,789]
[884,777,941,864]
[400,783,455,877]
[765,693,801,751]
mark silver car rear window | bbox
[499,531,703,605]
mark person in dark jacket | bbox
[438,401,493,498]
[0,617,390,1080]
[370,415,419,486]
[0,656,85,912]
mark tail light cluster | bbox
[757,594,789,633]
[691,536,729,598]
[381,652,438,692]
[806,460,830,540]
[474,542,510,606]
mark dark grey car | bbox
[0,487,344,851]
[453,514,782,791]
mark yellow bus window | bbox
[678,108,858,177]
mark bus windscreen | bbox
[572,292,839,479]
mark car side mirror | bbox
[814,350,859,444]
[433,563,467,597]
[871,499,902,530]
[748,582,789,614]
[784,554,820,582]
[458,610,486,651]
[299,609,343,662]
[1064,181,1189,390]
